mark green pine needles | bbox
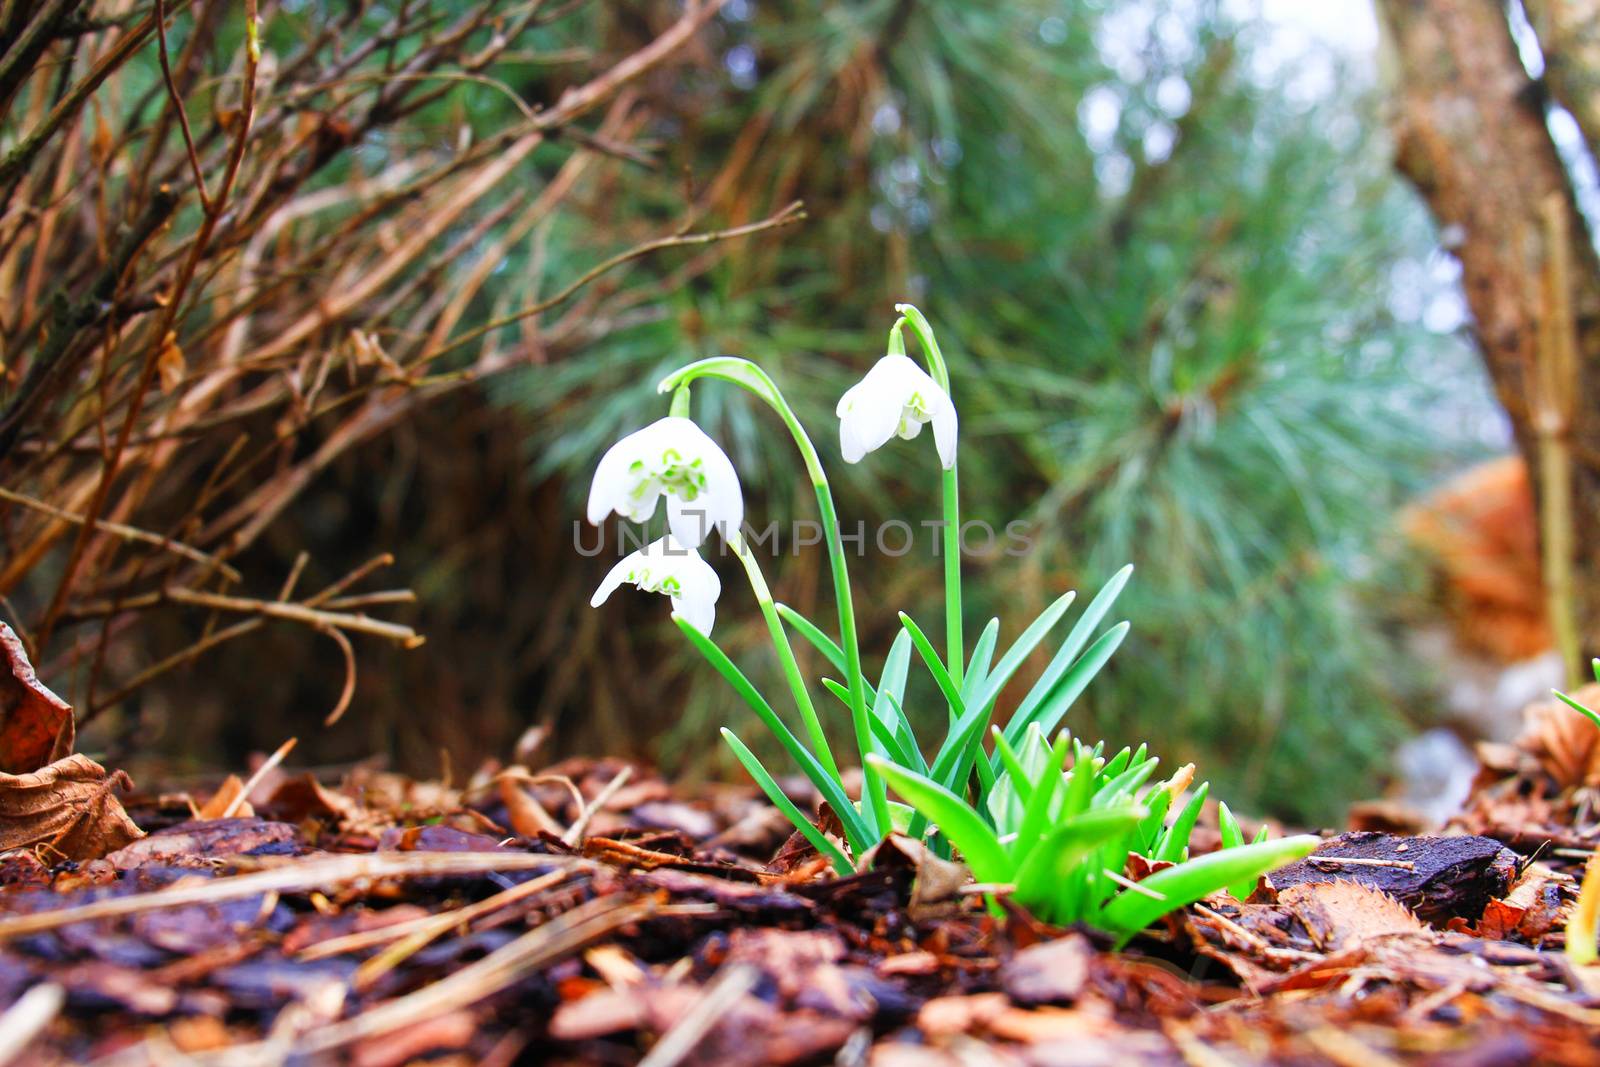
[585,306,1315,942]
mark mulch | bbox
[2,744,1599,1067]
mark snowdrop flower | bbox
[836,354,957,469]
[590,536,721,634]
[587,417,743,549]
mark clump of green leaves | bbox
[871,725,1317,944]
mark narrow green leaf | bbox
[1011,567,1131,728]
[675,618,872,852]
[991,729,1037,806]
[899,612,965,716]
[1059,741,1098,820]
[775,603,845,674]
[822,677,918,772]
[875,631,913,736]
[988,591,1077,700]
[963,618,1001,705]
[1100,747,1132,781]
[1094,757,1158,808]
[721,730,852,875]
[871,757,1011,884]
[1555,689,1600,731]
[1005,622,1131,745]
[1154,782,1210,863]
[1099,835,1320,945]
[1013,730,1073,860]
[987,727,1034,834]
[1218,801,1245,850]
[878,690,928,774]
[1012,807,1146,924]
[1136,788,1172,854]
[775,602,879,705]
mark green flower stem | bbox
[730,532,841,781]
[894,304,964,696]
[658,357,889,840]
[675,382,835,775]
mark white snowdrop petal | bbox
[590,551,640,607]
[835,353,961,467]
[671,594,715,635]
[665,494,710,550]
[837,381,867,419]
[700,443,744,538]
[858,386,905,453]
[586,438,634,525]
[585,416,745,545]
[932,397,958,469]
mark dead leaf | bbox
[266,773,361,824]
[1462,899,1528,941]
[1517,683,1600,789]
[0,754,142,861]
[548,985,697,1041]
[497,775,561,837]
[1001,934,1092,1005]
[1277,882,1429,950]
[198,775,254,820]
[105,818,295,870]
[0,622,73,774]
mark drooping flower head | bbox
[590,535,721,634]
[836,354,956,469]
[586,416,743,549]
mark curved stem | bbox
[894,304,964,697]
[658,357,889,839]
[730,533,840,781]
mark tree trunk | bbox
[1377,0,1600,667]
[1525,0,1600,154]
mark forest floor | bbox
[4,714,1600,1067]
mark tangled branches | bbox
[0,0,794,740]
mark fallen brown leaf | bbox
[1001,934,1092,1005]
[1278,882,1429,950]
[105,818,295,870]
[0,753,142,861]
[0,622,72,774]
[267,772,361,824]
[1518,684,1600,790]
[198,775,254,820]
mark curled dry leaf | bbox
[1517,683,1600,789]
[0,621,142,861]
[0,754,142,861]
[0,622,73,774]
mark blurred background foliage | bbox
[58,0,1501,823]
